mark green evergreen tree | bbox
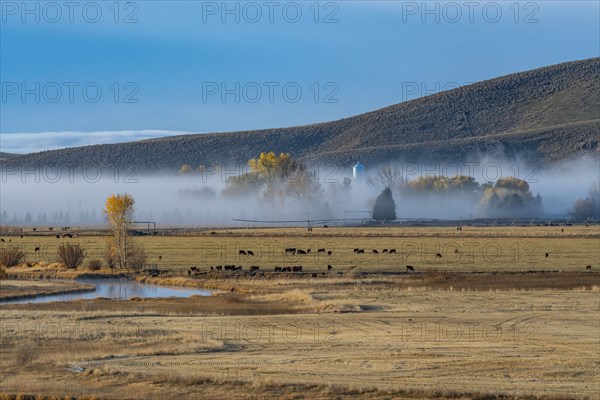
[372,187,397,221]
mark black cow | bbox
[247,250,254,256]
[317,248,326,253]
[389,249,396,254]
[372,250,379,254]
[406,265,414,272]
[239,250,247,256]
[327,251,333,256]
[327,265,333,271]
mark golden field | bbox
[2,225,599,273]
[0,226,599,399]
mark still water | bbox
[1,278,212,304]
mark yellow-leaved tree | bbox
[104,194,135,270]
[248,152,296,181]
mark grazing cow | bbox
[285,248,296,254]
[586,265,592,271]
[454,249,459,254]
[239,250,247,256]
[191,266,197,271]
[188,270,192,276]
[389,249,396,254]
[327,265,333,271]
[210,266,214,271]
[436,253,442,258]
[247,250,254,256]
[406,265,414,272]
[353,248,359,253]
[297,249,307,255]
[306,249,311,254]
[0,239,4,243]
[545,253,549,257]
[317,248,326,253]
[20,235,23,238]
[372,249,378,254]
[323,225,328,228]
[327,251,333,256]
[357,249,365,254]
[235,266,243,271]
[382,249,388,253]
[250,266,259,272]
[216,265,223,271]
[158,255,163,261]
[274,266,282,272]
[153,231,158,235]
[49,227,53,231]
[311,273,318,277]
[56,235,60,239]
[64,234,73,238]
[33,228,37,232]
[292,266,303,272]
[35,247,40,252]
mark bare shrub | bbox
[0,246,26,267]
[128,245,147,271]
[57,243,86,269]
[14,341,38,365]
[86,259,103,271]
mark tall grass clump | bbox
[0,246,25,267]
[57,243,86,269]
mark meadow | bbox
[0,226,599,399]
[3,225,599,273]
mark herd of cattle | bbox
[183,246,428,277]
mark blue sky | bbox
[1,0,599,153]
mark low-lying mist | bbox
[1,157,598,227]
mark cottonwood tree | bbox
[104,194,135,270]
[367,165,405,194]
[570,180,600,220]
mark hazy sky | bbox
[1,0,599,153]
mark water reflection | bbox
[1,278,211,304]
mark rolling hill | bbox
[2,58,598,172]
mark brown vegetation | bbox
[0,246,26,267]
[57,243,86,269]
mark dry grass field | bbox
[2,226,599,273]
[1,226,599,399]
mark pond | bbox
[1,278,212,304]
